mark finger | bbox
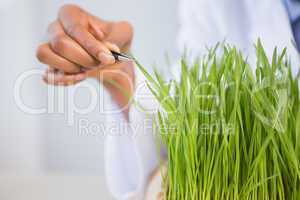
[43,68,86,86]
[88,20,121,53]
[104,21,133,52]
[59,5,107,41]
[62,23,115,65]
[58,7,120,65]
[37,43,81,73]
[43,73,84,86]
[87,16,121,53]
[88,15,105,40]
[87,17,126,53]
[104,41,120,53]
[48,21,99,68]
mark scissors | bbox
[111,51,133,62]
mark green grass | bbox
[135,40,300,200]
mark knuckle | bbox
[47,21,59,34]
[51,34,68,54]
[36,45,48,62]
[47,22,55,33]
[59,4,80,15]
[66,24,83,37]
[120,21,134,35]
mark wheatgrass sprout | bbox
[135,40,300,200]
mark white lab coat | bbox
[105,0,300,199]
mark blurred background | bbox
[0,0,178,199]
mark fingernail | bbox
[101,47,112,54]
[106,42,120,53]
[111,43,120,53]
[75,73,86,81]
[98,52,115,65]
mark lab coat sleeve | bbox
[104,68,160,200]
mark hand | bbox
[36,4,134,85]
[36,4,135,116]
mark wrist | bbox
[88,62,135,119]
